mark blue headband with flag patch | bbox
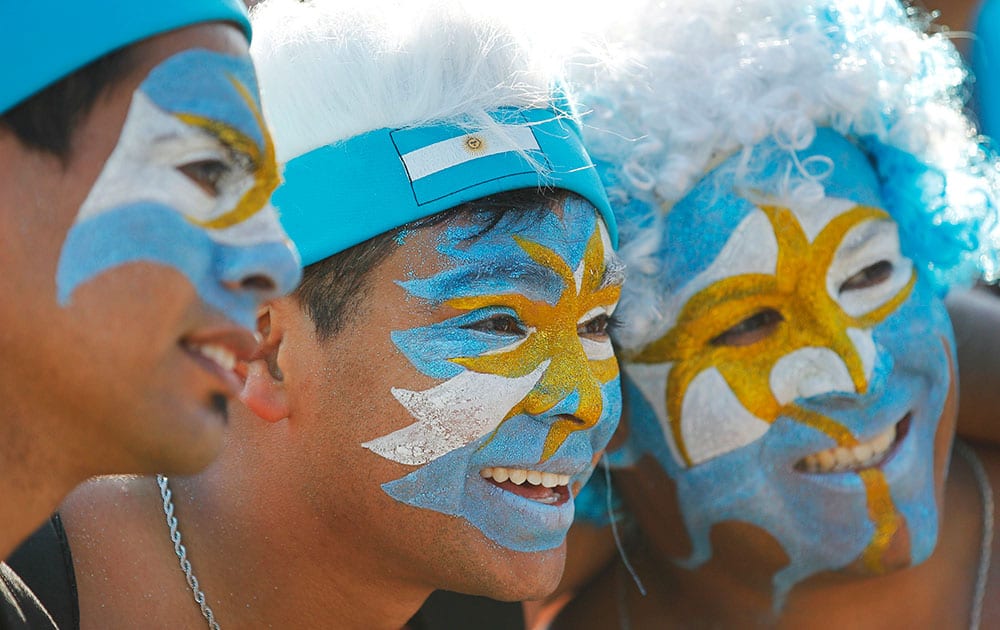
[1,0,251,114]
[273,107,618,265]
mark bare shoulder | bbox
[60,475,177,629]
[60,475,163,564]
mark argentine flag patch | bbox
[391,116,548,206]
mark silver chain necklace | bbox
[156,474,221,630]
[955,440,993,630]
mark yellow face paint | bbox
[449,223,620,461]
[633,204,914,466]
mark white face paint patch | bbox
[769,346,858,406]
[827,219,914,318]
[659,208,779,332]
[624,361,684,467]
[681,367,771,465]
[363,361,549,466]
[847,327,877,382]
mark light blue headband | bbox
[0,0,251,114]
[273,107,618,266]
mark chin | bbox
[131,401,227,476]
[456,541,567,602]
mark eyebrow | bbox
[601,253,626,290]
[833,217,891,258]
[432,259,562,298]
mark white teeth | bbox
[798,423,898,473]
[479,466,572,487]
[193,344,236,371]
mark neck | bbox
[172,459,433,628]
[0,392,86,560]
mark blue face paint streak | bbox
[141,49,266,147]
[390,307,525,380]
[381,197,622,552]
[57,203,295,328]
[55,49,300,328]
[608,129,955,609]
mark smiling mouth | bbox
[479,467,572,505]
[184,342,237,371]
[795,413,911,474]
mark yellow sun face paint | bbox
[634,204,914,466]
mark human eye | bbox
[710,308,784,347]
[177,158,233,197]
[839,260,893,293]
[461,313,527,336]
[578,313,611,341]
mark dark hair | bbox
[294,188,563,340]
[0,46,136,161]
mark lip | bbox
[480,476,572,506]
[794,412,912,475]
[179,327,258,397]
[475,460,589,507]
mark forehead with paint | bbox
[362,195,624,552]
[620,129,956,606]
[56,49,300,327]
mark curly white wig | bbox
[574,0,1000,352]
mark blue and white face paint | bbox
[56,49,300,328]
[363,197,623,552]
[617,129,956,608]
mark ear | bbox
[239,306,290,422]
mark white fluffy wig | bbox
[250,0,574,164]
[573,0,1000,352]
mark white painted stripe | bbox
[363,361,550,466]
[400,125,540,182]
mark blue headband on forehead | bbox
[0,0,251,114]
[273,107,618,266]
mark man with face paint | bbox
[0,1,300,626]
[7,1,624,627]
[544,0,1000,628]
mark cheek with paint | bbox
[56,49,300,327]
[362,200,623,552]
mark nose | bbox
[524,351,613,462]
[218,238,302,303]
